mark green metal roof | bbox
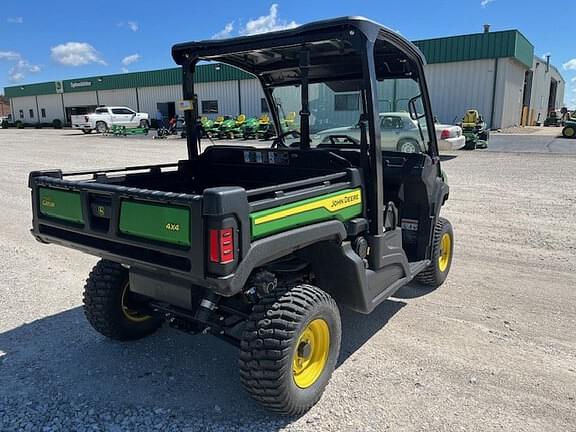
[413,30,534,68]
[5,30,536,98]
[4,63,254,97]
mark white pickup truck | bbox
[71,106,149,134]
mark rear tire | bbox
[82,129,92,134]
[139,119,149,129]
[416,217,454,288]
[239,283,341,416]
[95,121,107,134]
[83,260,161,341]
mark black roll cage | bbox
[172,16,439,238]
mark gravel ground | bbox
[0,129,575,431]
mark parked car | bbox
[312,112,464,153]
[71,106,149,134]
[435,123,465,150]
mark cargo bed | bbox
[29,146,363,292]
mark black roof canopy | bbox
[172,17,426,86]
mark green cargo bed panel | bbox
[250,188,362,239]
[38,187,84,225]
[119,200,191,247]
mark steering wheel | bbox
[271,130,301,148]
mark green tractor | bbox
[204,115,227,137]
[460,109,489,150]
[241,116,260,139]
[256,114,275,140]
[562,118,576,138]
[199,116,214,137]
[218,114,246,139]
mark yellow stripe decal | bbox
[254,189,362,225]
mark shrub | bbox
[52,119,63,129]
[34,123,43,129]
[15,121,24,129]
[1,120,9,129]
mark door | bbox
[110,108,136,126]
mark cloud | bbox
[0,51,21,61]
[118,21,139,32]
[571,76,576,83]
[121,53,140,66]
[7,17,23,24]
[212,22,234,39]
[121,67,129,73]
[127,21,139,32]
[51,42,107,66]
[563,59,576,70]
[481,0,495,7]
[0,51,41,82]
[240,4,298,35]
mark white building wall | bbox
[37,94,64,122]
[138,85,183,117]
[63,91,97,107]
[10,96,37,122]
[424,59,496,126]
[196,81,239,118]
[240,79,266,117]
[98,89,137,111]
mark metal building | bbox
[3,28,565,129]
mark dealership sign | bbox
[70,81,92,89]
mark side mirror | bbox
[408,95,426,120]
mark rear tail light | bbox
[209,228,234,264]
[84,116,89,122]
[440,129,451,139]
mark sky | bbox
[1,0,575,107]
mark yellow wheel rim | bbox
[565,127,575,137]
[292,319,330,389]
[438,233,452,273]
[121,283,151,323]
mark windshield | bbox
[271,77,430,153]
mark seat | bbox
[259,114,270,125]
[462,110,479,128]
[236,114,246,125]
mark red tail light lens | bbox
[440,129,451,139]
[209,228,234,264]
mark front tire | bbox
[397,139,421,153]
[95,121,107,134]
[83,260,161,341]
[416,217,454,287]
[239,284,341,416]
[562,125,576,138]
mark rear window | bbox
[95,108,108,114]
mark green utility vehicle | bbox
[29,17,453,415]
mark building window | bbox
[29,109,34,118]
[260,98,269,113]
[41,108,46,118]
[201,100,219,114]
[19,110,24,119]
[334,94,360,111]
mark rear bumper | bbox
[72,124,91,130]
[438,135,466,151]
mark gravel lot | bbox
[1,129,575,431]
